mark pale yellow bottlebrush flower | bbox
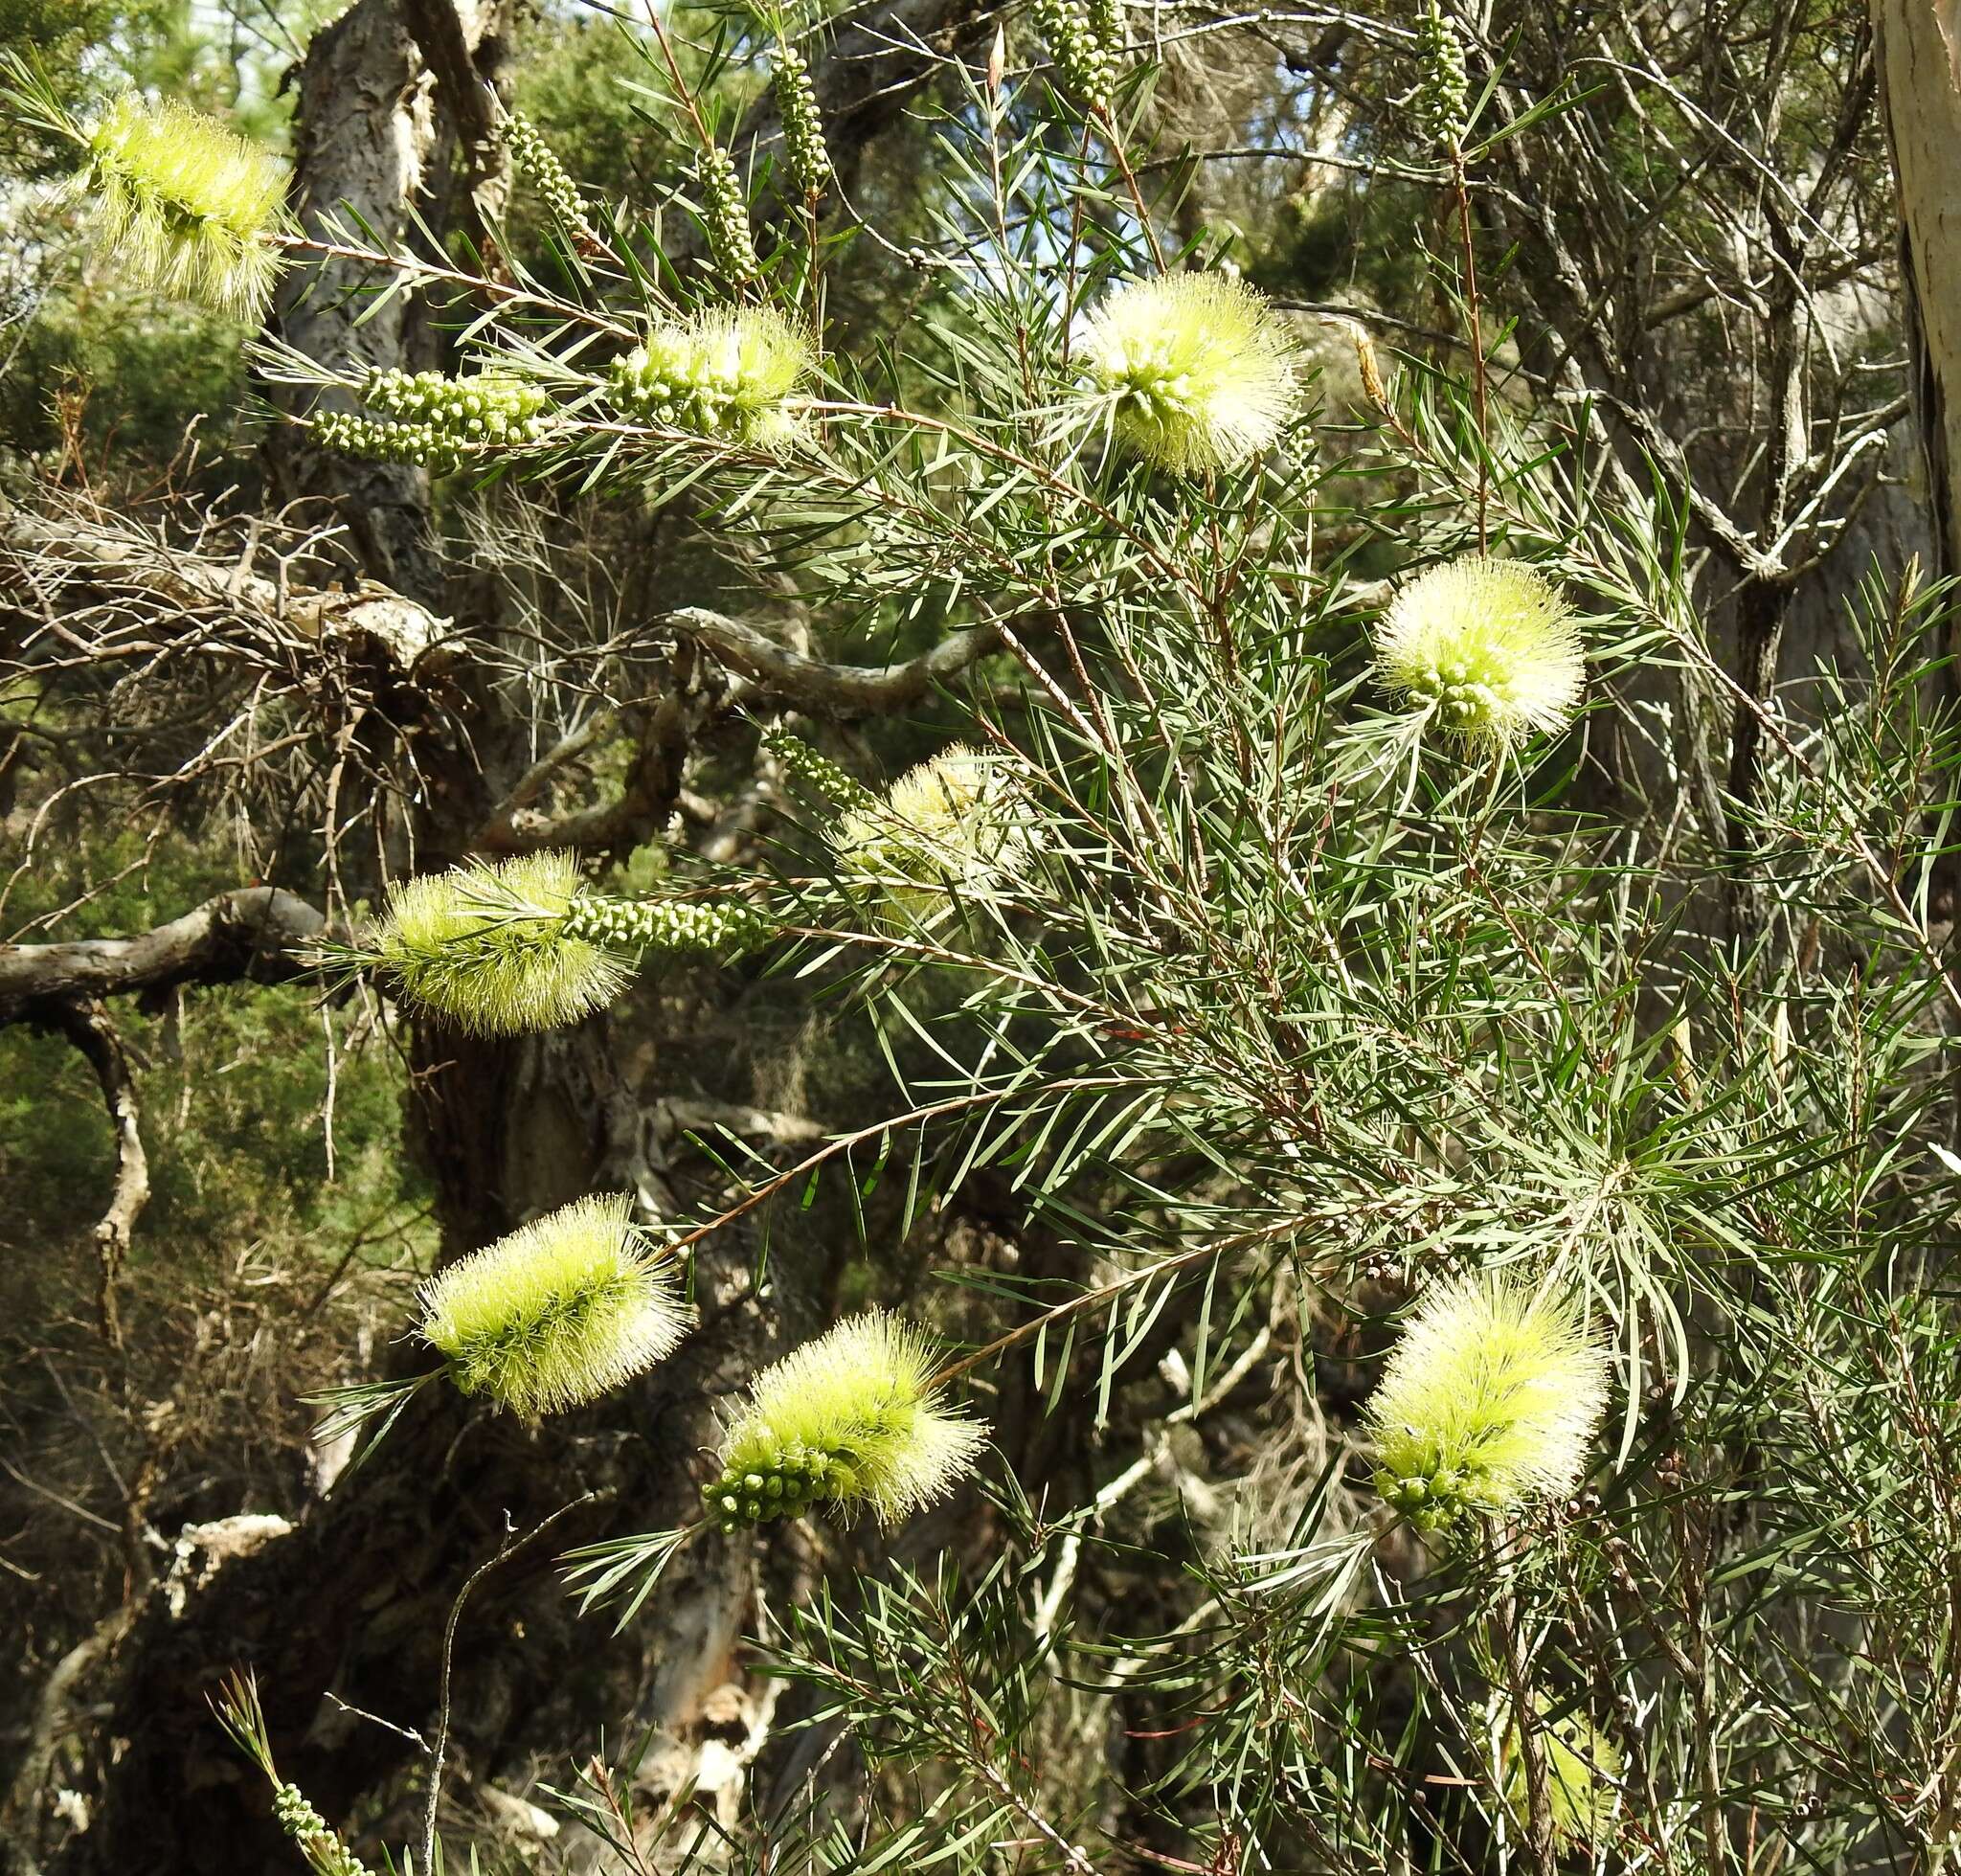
[1501,1701,1624,1848]
[1079,273,1300,473]
[1373,555,1586,751]
[1364,1272,1610,1528]
[83,94,287,317]
[704,1309,986,1530]
[417,1194,692,1417]
[832,744,1024,930]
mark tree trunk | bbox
[263,0,515,606]
[34,4,775,1866]
[1872,0,1961,579]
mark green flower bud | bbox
[1030,0,1116,112]
[503,111,587,227]
[273,1782,372,1876]
[771,46,835,199]
[1414,1,1470,147]
[765,731,879,812]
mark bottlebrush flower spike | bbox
[1079,273,1299,473]
[82,93,287,317]
[609,305,813,448]
[366,851,628,1034]
[356,851,770,1035]
[1364,1273,1609,1528]
[417,1194,692,1417]
[1373,555,1586,751]
[703,1310,986,1530]
[1501,1702,1624,1847]
[831,744,1022,929]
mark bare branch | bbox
[49,1000,148,1351]
[0,889,325,1023]
[668,606,1003,713]
[1,496,451,674]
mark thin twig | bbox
[421,1491,608,1870]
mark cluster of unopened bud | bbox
[503,111,586,227]
[1414,1,1469,147]
[362,367,550,438]
[1031,0,1116,112]
[1085,0,1124,57]
[705,1445,848,1532]
[766,732,877,811]
[697,144,760,283]
[1376,1449,1475,1531]
[273,1784,372,1876]
[313,370,552,470]
[560,893,771,952]
[772,47,834,200]
[310,411,449,467]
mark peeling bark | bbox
[1872,0,1961,578]
[263,0,516,605]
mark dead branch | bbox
[1,495,451,675]
[48,1001,149,1351]
[0,888,325,1023]
[667,606,1003,713]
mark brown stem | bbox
[1449,141,1491,551]
[1492,1569,1558,1876]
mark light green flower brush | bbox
[66,90,289,318]
[343,850,771,1036]
[1500,1698,1624,1849]
[830,744,1025,932]
[703,1308,988,1531]
[308,1193,692,1460]
[564,1308,987,1624]
[1372,555,1587,752]
[1364,1272,1610,1530]
[1078,273,1301,473]
[609,305,813,449]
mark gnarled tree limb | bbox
[47,1001,148,1350]
[667,605,1003,712]
[0,889,326,1024]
